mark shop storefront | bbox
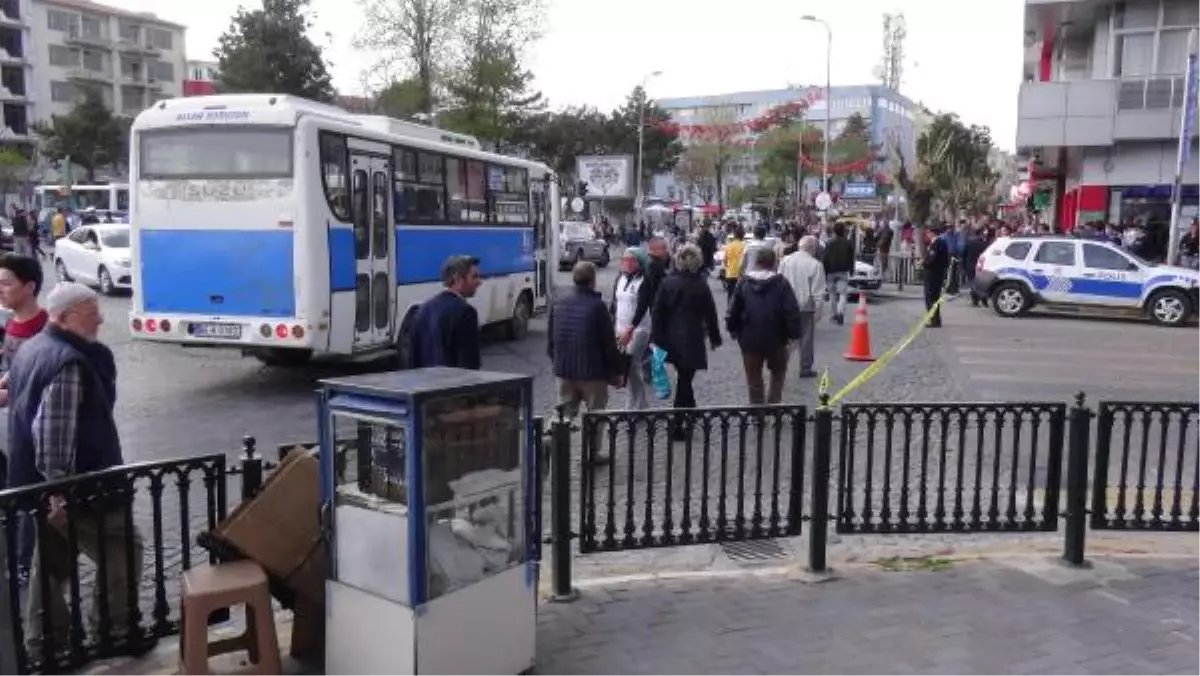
[1060,183,1199,228]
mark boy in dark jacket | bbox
[726,248,803,405]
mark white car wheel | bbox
[1148,290,1190,327]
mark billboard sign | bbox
[842,182,877,199]
[577,155,633,199]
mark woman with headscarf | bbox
[651,244,722,441]
[610,247,652,409]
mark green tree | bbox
[755,123,819,213]
[375,77,430,120]
[441,0,545,150]
[515,106,612,178]
[355,0,460,117]
[889,112,995,255]
[33,88,129,183]
[0,147,29,202]
[215,0,336,102]
[604,86,683,197]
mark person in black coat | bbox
[408,255,483,369]
[962,225,989,308]
[547,261,623,419]
[924,225,952,328]
[651,244,722,441]
[726,248,802,405]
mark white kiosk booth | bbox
[318,368,538,674]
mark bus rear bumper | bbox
[128,312,317,349]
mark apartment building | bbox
[35,0,187,118]
[651,85,918,207]
[1016,0,1199,228]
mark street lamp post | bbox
[636,70,663,211]
[801,15,832,201]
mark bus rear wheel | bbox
[505,292,533,341]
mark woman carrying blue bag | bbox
[650,244,722,442]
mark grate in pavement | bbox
[719,538,789,563]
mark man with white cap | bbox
[4,281,139,655]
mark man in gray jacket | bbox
[777,236,827,378]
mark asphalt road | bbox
[69,261,1196,465]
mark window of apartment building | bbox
[50,81,73,102]
[121,57,142,79]
[119,20,141,42]
[1112,0,1200,78]
[47,9,75,32]
[149,28,173,50]
[82,50,109,73]
[121,86,143,113]
[153,60,174,82]
[81,15,106,39]
[48,45,78,67]
[78,84,112,106]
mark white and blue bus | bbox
[127,94,558,365]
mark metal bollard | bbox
[1062,392,1092,567]
[548,409,578,602]
[808,396,833,574]
[240,435,264,501]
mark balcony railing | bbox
[68,68,113,83]
[1117,76,1187,111]
[66,29,113,48]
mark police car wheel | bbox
[990,282,1030,318]
[1147,289,1191,327]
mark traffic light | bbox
[578,180,588,198]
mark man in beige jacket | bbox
[778,236,826,377]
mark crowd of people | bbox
[7,204,126,261]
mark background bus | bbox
[35,183,129,213]
[128,95,558,366]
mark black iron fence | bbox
[577,406,807,553]
[545,394,1198,598]
[837,403,1066,534]
[0,438,274,674]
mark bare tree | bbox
[355,0,460,117]
[683,105,744,209]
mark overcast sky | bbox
[106,0,1024,149]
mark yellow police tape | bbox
[818,260,959,408]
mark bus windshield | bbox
[139,127,293,180]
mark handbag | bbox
[650,345,672,400]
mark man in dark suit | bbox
[409,255,483,369]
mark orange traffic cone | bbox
[843,295,876,362]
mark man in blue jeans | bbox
[0,254,49,585]
[822,223,856,325]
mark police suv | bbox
[973,235,1199,327]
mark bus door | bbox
[532,178,550,310]
[349,150,394,347]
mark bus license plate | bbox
[189,322,242,339]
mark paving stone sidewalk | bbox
[538,554,1199,675]
[81,549,1197,675]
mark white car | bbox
[55,224,132,295]
[974,235,1200,327]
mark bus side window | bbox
[352,169,369,259]
[319,133,351,222]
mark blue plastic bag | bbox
[650,345,672,400]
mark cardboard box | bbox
[215,448,327,607]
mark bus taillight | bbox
[159,319,172,333]
[131,318,143,332]
[291,325,305,339]
[145,319,158,333]
[259,324,272,338]
[275,324,288,339]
